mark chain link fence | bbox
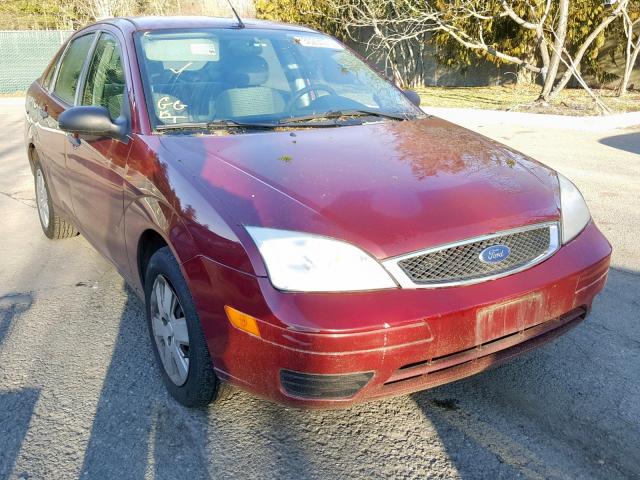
[0,30,73,94]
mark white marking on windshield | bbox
[292,36,343,49]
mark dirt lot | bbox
[0,97,639,479]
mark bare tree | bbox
[618,4,640,96]
[59,0,134,21]
[316,1,555,90]
[548,0,630,99]
[539,0,568,100]
[54,0,252,26]
[318,1,548,85]
[314,0,630,106]
[500,0,552,82]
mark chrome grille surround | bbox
[382,222,560,289]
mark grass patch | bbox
[415,85,640,116]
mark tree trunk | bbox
[619,40,640,96]
[517,66,535,84]
[386,47,404,86]
[539,0,569,101]
[618,15,640,97]
[550,1,628,99]
[93,0,113,19]
[537,34,550,83]
[369,16,406,86]
[517,51,538,84]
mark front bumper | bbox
[183,221,611,408]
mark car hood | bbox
[159,116,560,259]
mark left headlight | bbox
[245,227,397,292]
[558,173,591,244]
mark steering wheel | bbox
[287,84,339,115]
[167,72,190,98]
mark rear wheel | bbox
[144,246,228,407]
[34,162,78,239]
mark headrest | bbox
[226,55,269,88]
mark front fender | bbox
[123,193,197,295]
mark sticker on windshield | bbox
[293,36,343,49]
[190,42,219,59]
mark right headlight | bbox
[558,173,591,244]
[245,227,397,292]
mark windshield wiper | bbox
[156,122,209,131]
[156,120,278,132]
[278,109,410,125]
[155,111,412,133]
[206,119,278,130]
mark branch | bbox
[550,0,630,97]
[500,0,540,30]
[559,47,611,114]
[436,22,542,73]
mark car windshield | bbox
[135,28,422,130]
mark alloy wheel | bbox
[150,274,190,386]
[35,169,50,229]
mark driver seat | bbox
[215,55,285,118]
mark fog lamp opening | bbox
[280,369,374,399]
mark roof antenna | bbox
[225,0,245,29]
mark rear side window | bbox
[41,50,62,91]
[82,33,126,119]
[53,33,95,105]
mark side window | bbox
[53,34,95,105]
[41,50,62,91]
[82,33,126,120]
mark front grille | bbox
[394,223,558,286]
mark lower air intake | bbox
[280,369,373,399]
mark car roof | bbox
[95,16,318,34]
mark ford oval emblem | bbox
[479,244,511,264]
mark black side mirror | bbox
[59,106,126,140]
[402,89,421,107]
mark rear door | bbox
[34,33,95,217]
[66,30,132,272]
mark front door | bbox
[66,31,131,274]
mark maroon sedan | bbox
[25,16,611,408]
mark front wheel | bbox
[144,246,228,407]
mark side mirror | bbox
[402,89,421,107]
[59,106,126,140]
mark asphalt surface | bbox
[0,97,639,479]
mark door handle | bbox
[36,104,48,119]
[66,133,81,148]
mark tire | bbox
[144,246,228,407]
[33,161,78,239]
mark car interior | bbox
[138,32,383,126]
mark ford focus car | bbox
[24,16,611,408]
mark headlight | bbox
[558,173,591,244]
[245,227,397,292]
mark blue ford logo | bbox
[479,244,511,264]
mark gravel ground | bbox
[0,98,638,480]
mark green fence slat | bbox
[0,30,73,94]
